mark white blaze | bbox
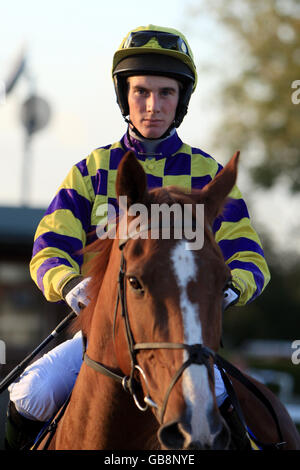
[170,241,214,443]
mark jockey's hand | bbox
[62,276,91,315]
[223,285,240,311]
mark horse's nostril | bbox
[212,420,231,450]
[158,422,184,450]
[158,418,231,450]
[158,421,192,450]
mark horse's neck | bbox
[55,311,123,449]
[54,248,159,450]
[55,361,159,449]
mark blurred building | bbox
[0,205,70,448]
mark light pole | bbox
[3,46,51,207]
[20,93,51,206]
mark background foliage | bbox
[185,1,300,383]
[188,0,300,191]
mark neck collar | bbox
[123,127,182,160]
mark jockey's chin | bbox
[138,119,169,139]
[130,117,172,140]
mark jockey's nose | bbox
[146,92,160,114]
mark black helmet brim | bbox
[113,53,195,84]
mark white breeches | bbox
[8,333,228,421]
[8,332,83,422]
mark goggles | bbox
[122,31,190,57]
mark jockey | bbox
[5,25,270,450]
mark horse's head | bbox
[102,150,239,450]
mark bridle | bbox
[82,228,286,450]
[35,226,285,451]
[31,226,286,450]
[83,228,216,424]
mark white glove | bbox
[223,286,240,311]
[65,277,91,315]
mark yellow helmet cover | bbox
[113,24,197,90]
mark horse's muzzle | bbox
[158,417,231,450]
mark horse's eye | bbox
[128,276,144,292]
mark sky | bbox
[1,0,219,208]
[1,0,299,254]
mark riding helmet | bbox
[112,25,197,128]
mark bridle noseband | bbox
[83,229,216,424]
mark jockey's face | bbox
[127,75,180,139]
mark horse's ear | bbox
[116,151,148,207]
[200,151,240,223]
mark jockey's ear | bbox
[200,151,240,224]
[116,151,148,208]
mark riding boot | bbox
[220,397,252,450]
[4,401,45,450]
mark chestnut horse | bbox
[36,151,300,450]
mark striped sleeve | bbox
[30,161,94,302]
[180,140,270,306]
[213,185,270,305]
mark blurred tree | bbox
[224,234,300,347]
[187,0,300,191]
[185,1,300,350]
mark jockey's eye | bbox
[128,276,144,293]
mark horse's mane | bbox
[72,235,114,336]
[72,185,225,337]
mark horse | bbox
[36,150,300,450]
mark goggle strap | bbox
[123,31,189,56]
